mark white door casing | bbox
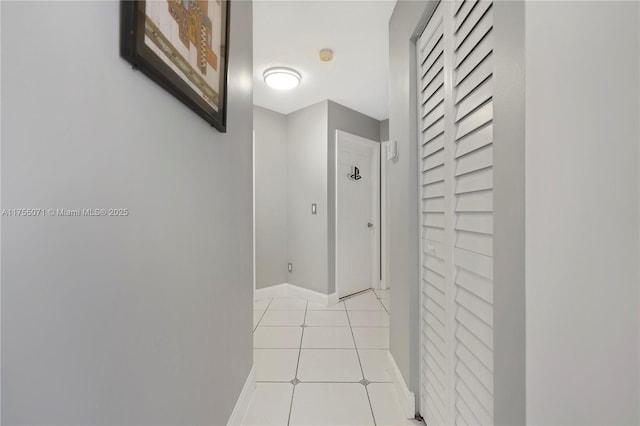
[252,129,256,297]
[380,140,390,290]
[418,0,495,425]
[336,130,380,299]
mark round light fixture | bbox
[263,67,301,90]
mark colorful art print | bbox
[121,0,230,132]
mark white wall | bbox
[254,106,288,289]
[1,1,254,424]
[525,1,640,424]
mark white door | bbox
[336,130,380,298]
[418,1,495,425]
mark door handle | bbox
[368,222,374,228]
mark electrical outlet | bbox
[288,263,293,272]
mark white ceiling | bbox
[253,1,396,121]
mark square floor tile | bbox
[305,310,349,327]
[367,383,416,425]
[352,327,389,349]
[254,299,271,311]
[345,292,385,311]
[302,326,355,349]
[289,383,374,425]
[242,382,293,425]
[254,326,302,349]
[348,310,390,327]
[359,350,392,382]
[254,349,299,382]
[307,301,346,311]
[269,297,307,311]
[260,310,305,326]
[297,349,363,382]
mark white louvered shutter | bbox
[418,4,449,425]
[418,1,494,424]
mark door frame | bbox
[252,129,256,298]
[334,130,381,299]
[380,140,390,290]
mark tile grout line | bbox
[296,300,308,377]
[286,382,296,426]
[253,297,274,332]
[365,386,377,426]
[254,346,357,349]
[256,380,393,384]
[346,288,389,314]
[287,300,308,426]
[258,324,387,328]
[370,291,395,424]
[345,305,377,426]
[374,291,391,315]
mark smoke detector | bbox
[319,49,334,62]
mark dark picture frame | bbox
[120,0,230,132]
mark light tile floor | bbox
[244,289,422,426]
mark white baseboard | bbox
[255,283,338,306]
[386,351,415,419]
[254,283,288,300]
[227,366,256,425]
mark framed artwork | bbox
[120,0,230,132]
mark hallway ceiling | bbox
[253,0,395,121]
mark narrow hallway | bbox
[243,290,420,425]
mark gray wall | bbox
[254,106,288,289]
[525,1,640,424]
[493,1,526,424]
[286,101,329,293]
[327,100,381,294]
[1,1,253,424]
[258,100,381,295]
[379,119,389,142]
[388,0,433,405]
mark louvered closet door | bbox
[418,3,450,425]
[418,1,494,425]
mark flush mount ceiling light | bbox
[263,67,301,90]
